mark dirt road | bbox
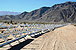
[21,25,76,50]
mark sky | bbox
[0,0,76,12]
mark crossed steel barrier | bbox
[0,23,67,47]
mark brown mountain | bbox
[0,1,76,23]
[20,7,50,20]
[39,1,76,23]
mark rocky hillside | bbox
[0,1,76,23]
[39,1,76,23]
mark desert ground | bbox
[21,24,76,50]
[0,24,76,50]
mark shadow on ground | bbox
[33,31,50,38]
[8,31,50,50]
[8,39,34,50]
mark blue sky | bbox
[0,0,76,12]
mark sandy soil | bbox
[21,24,76,50]
[0,24,76,50]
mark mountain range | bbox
[0,1,76,23]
